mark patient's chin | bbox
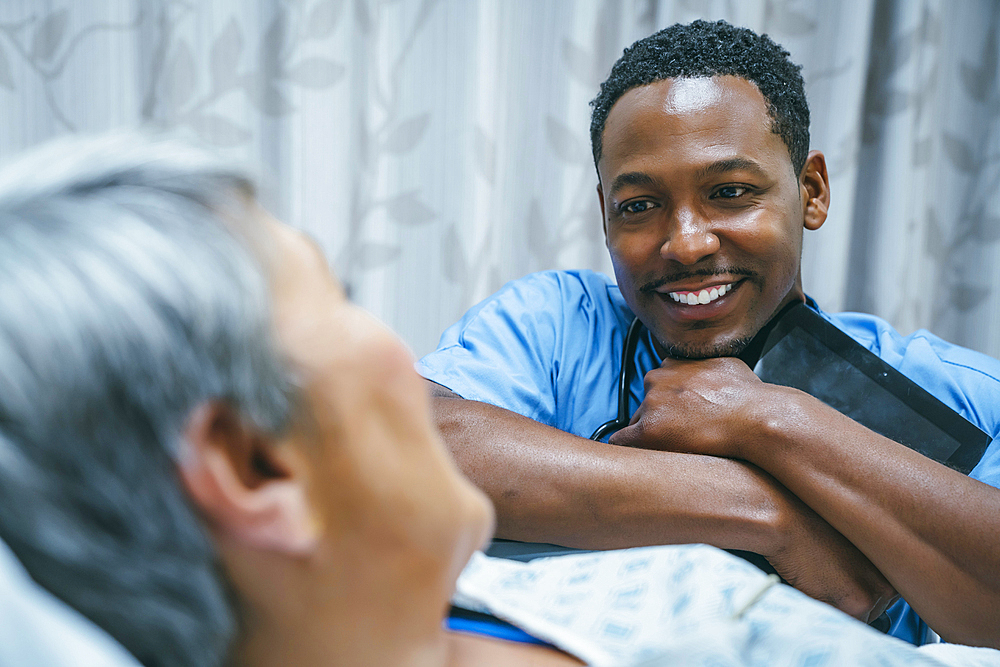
[447,484,496,581]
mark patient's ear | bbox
[178,401,319,555]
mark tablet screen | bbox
[753,304,990,474]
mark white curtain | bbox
[1,0,998,359]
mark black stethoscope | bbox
[589,316,644,441]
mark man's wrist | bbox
[735,384,815,468]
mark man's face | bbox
[264,215,494,615]
[598,76,812,359]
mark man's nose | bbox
[658,205,720,265]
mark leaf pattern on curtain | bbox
[0,0,998,359]
[844,0,1000,354]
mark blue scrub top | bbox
[418,269,1000,644]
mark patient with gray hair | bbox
[0,133,581,667]
[1,134,996,667]
[0,136,291,666]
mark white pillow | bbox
[0,538,142,667]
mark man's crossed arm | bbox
[426,378,896,624]
[608,357,1000,648]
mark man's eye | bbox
[714,186,749,199]
[622,200,655,214]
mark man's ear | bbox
[178,401,319,555]
[800,150,830,231]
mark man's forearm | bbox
[429,378,894,621]
[743,389,1000,647]
[431,391,785,552]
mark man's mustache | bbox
[639,267,759,293]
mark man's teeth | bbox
[668,283,733,305]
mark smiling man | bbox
[597,74,826,360]
[419,20,1000,648]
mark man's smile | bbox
[639,267,759,294]
[664,281,733,305]
[652,279,746,323]
[635,269,758,326]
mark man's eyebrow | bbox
[608,171,658,197]
[696,157,768,179]
[607,158,768,197]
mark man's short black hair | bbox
[590,19,810,176]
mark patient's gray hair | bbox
[0,133,293,667]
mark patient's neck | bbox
[234,617,452,667]
[219,538,456,667]
[445,632,585,666]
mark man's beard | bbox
[659,334,755,360]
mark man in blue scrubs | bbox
[419,20,1000,648]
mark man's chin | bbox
[659,335,754,360]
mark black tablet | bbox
[753,303,991,474]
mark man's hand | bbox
[610,357,898,622]
[609,356,769,458]
[770,495,898,622]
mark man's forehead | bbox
[598,76,782,179]
[607,76,768,129]
[637,77,729,113]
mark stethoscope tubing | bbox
[590,316,644,441]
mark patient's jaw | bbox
[185,212,495,667]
